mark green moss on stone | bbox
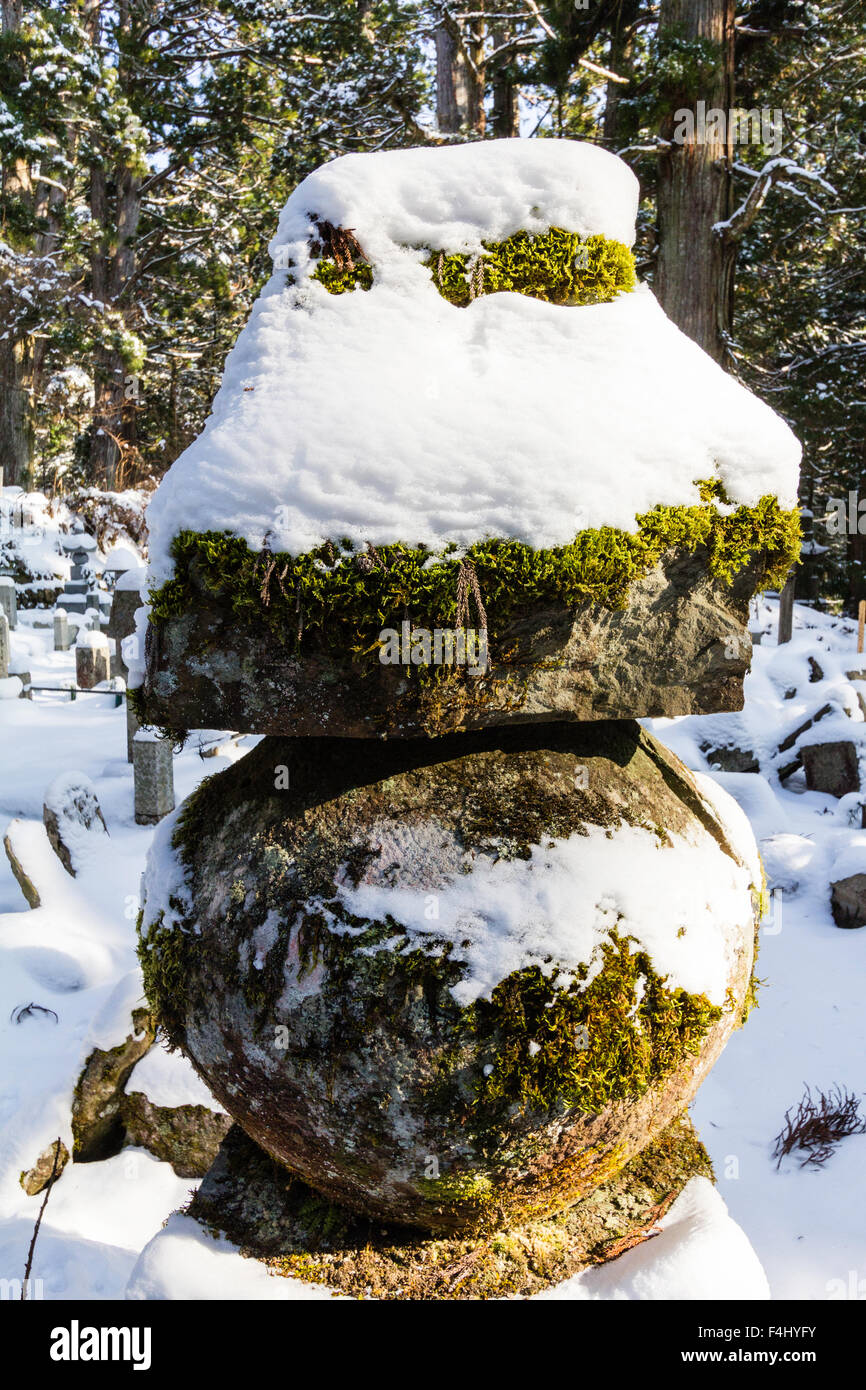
[139,861,724,1125]
[311,259,373,295]
[145,486,800,674]
[137,907,198,1049]
[469,932,722,1117]
[308,225,634,307]
[427,229,635,307]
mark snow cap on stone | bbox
[145,138,800,585]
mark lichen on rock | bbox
[120,1091,231,1178]
[71,1007,155,1162]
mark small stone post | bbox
[54,608,71,652]
[0,611,9,678]
[778,572,795,645]
[133,730,175,824]
[76,631,110,689]
[0,576,16,630]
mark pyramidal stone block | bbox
[136,141,800,739]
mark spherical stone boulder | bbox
[138,721,761,1235]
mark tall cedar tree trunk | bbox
[87,0,142,488]
[847,443,866,612]
[656,0,735,362]
[490,19,518,138]
[434,7,485,137]
[603,1,640,146]
[0,0,34,485]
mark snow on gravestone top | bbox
[145,137,800,586]
[114,565,146,593]
[102,543,141,573]
[61,531,97,553]
[76,629,109,650]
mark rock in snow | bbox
[139,722,760,1234]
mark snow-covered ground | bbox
[1,589,864,1301]
[654,596,866,1303]
[0,604,254,1299]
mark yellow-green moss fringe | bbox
[146,484,800,667]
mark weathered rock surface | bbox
[121,1091,231,1178]
[3,827,40,907]
[188,1115,713,1300]
[19,1138,69,1196]
[802,741,860,798]
[43,773,108,877]
[72,1007,155,1161]
[139,721,759,1234]
[701,743,759,774]
[830,873,866,930]
[75,632,110,689]
[141,549,765,737]
[107,585,142,683]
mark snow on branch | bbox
[714,157,838,243]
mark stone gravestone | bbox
[43,772,109,877]
[133,730,175,824]
[76,631,110,690]
[54,608,71,652]
[802,740,860,798]
[0,611,8,678]
[830,873,866,929]
[0,575,16,630]
[58,541,95,618]
[108,570,144,684]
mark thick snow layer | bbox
[324,814,755,1007]
[0,676,23,700]
[272,137,639,258]
[139,803,194,937]
[114,565,146,593]
[125,1044,224,1113]
[648,593,866,1299]
[0,1150,194,1300]
[693,771,763,885]
[145,141,799,585]
[102,543,140,572]
[537,1177,769,1300]
[76,629,108,651]
[127,1213,343,1301]
[43,771,108,874]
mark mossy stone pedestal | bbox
[188,1115,713,1300]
